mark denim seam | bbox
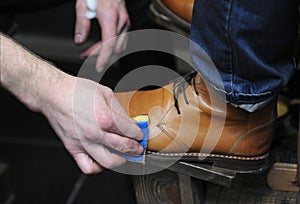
[210,82,273,97]
[225,0,234,95]
[210,83,275,104]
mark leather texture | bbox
[161,0,194,23]
[115,73,277,157]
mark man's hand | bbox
[42,76,144,174]
[0,34,143,174]
[74,0,130,72]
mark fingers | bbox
[72,145,127,174]
[79,32,127,70]
[80,41,102,58]
[73,152,103,174]
[95,8,118,71]
[77,0,130,71]
[75,0,91,44]
[95,103,144,141]
[79,8,129,58]
[110,105,144,141]
[86,142,126,169]
[95,86,144,141]
[100,132,144,155]
[96,0,130,48]
[114,32,128,53]
[116,2,130,33]
[64,79,144,175]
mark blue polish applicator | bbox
[123,115,149,164]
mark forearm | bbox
[0,34,74,113]
[0,34,143,174]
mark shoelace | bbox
[172,71,199,114]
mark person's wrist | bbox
[38,65,75,118]
[0,35,75,114]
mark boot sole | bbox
[146,151,270,174]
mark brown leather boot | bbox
[151,0,194,35]
[115,71,277,172]
[160,0,194,23]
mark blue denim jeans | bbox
[190,0,299,112]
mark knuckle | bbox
[97,110,114,130]
[97,7,118,19]
[103,87,114,97]
[121,13,129,24]
[84,133,97,141]
[116,142,128,153]
[82,166,95,175]
[117,139,137,153]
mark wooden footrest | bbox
[267,162,299,192]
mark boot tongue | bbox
[172,71,199,114]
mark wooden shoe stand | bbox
[131,121,298,203]
[267,109,300,199]
[131,154,297,203]
[132,162,235,203]
[130,98,298,203]
[130,99,298,203]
